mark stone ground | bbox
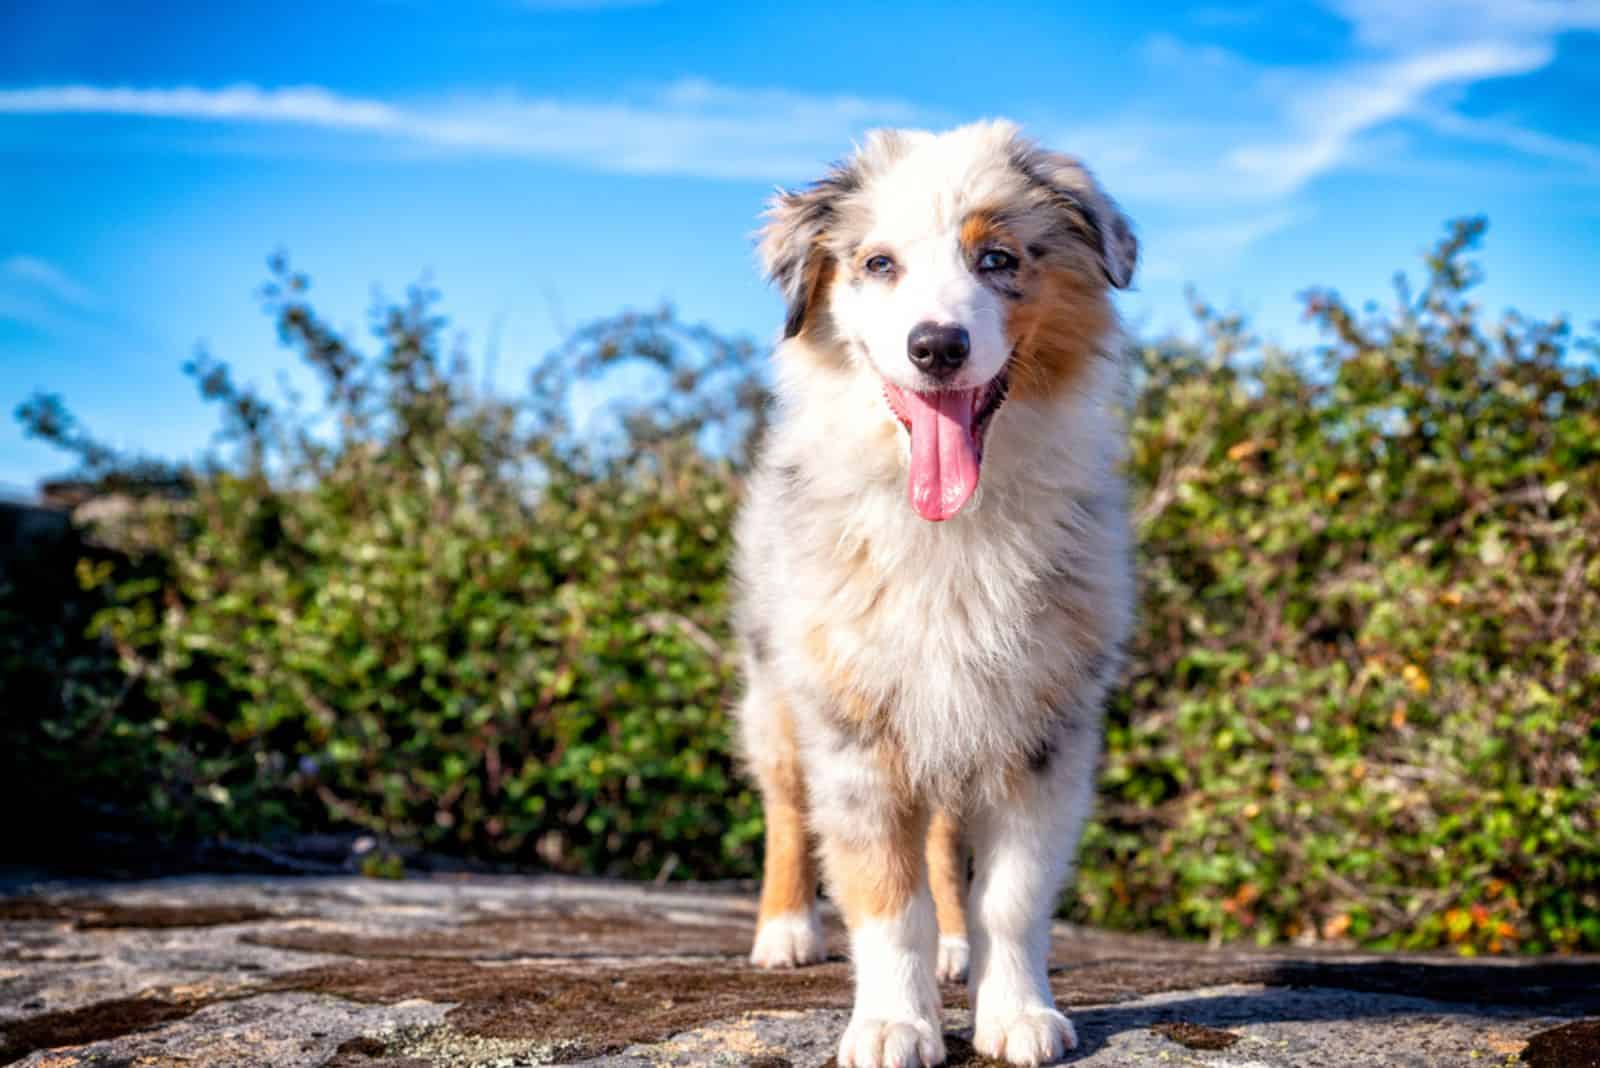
[1,874,1596,1068]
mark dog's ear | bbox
[1021,148,1138,290]
[758,165,859,339]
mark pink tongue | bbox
[903,388,981,521]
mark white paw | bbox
[749,909,826,968]
[837,1016,945,1068]
[935,935,969,983]
[973,1006,1077,1066]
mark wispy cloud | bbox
[1,255,97,312]
[0,79,922,182]
[1330,0,1600,49]
[1223,41,1551,198]
[1281,0,1600,188]
[0,84,399,130]
[1054,1,1597,266]
[1140,209,1306,282]
[0,255,99,341]
[1416,107,1600,175]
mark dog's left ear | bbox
[758,165,858,339]
[1027,150,1138,290]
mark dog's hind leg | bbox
[746,692,826,968]
[927,807,970,983]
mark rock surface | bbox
[1,874,1595,1067]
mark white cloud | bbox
[1331,0,1600,49]
[0,80,921,182]
[0,84,401,130]
[1142,209,1305,283]
[1418,107,1600,175]
[1293,0,1600,185]
[0,255,97,312]
[1047,1,1595,268]
[1224,41,1552,197]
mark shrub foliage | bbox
[9,222,1596,952]
[1090,220,1598,952]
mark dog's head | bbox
[760,120,1136,521]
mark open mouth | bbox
[881,372,1010,522]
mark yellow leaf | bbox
[1402,663,1431,694]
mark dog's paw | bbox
[973,1006,1076,1066]
[935,935,969,983]
[749,909,826,968]
[837,1016,945,1068]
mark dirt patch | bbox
[243,905,812,961]
[1521,1019,1600,1068]
[339,1036,389,1055]
[929,1036,1008,1067]
[1151,1021,1241,1050]
[823,1036,1005,1068]
[263,959,855,1060]
[0,994,200,1063]
[1049,958,1269,1005]
[321,1035,434,1068]
[0,897,280,929]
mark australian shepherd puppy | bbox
[733,120,1137,1067]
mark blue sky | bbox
[2,0,1598,493]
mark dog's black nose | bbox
[907,322,970,379]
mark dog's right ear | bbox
[759,164,859,340]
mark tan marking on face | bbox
[958,212,1012,260]
[783,257,851,375]
[798,255,837,335]
[753,695,818,925]
[819,800,928,925]
[926,807,968,940]
[1005,261,1113,402]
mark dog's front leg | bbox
[967,746,1096,1065]
[814,773,943,1068]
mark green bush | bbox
[1081,219,1598,953]
[12,262,763,878]
[10,221,1596,952]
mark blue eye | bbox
[978,249,1018,272]
[864,254,896,275]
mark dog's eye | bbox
[978,249,1018,272]
[864,254,896,276]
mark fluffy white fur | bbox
[736,120,1136,1068]
[839,900,945,1068]
[748,908,825,968]
[936,935,969,984]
